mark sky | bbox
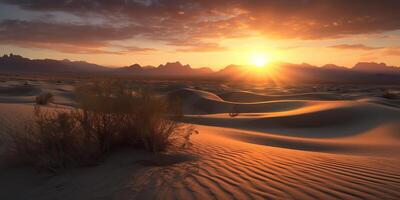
[1,0,400,70]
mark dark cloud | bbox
[0,19,157,54]
[175,43,228,52]
[329,44,383,51]
[113,45,156,53]
[0,19,144,46]
[0,19,159,54]
[1,0,400,53]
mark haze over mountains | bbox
[1,53,400,83]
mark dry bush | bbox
[9,107,101,171]
[9,80,197,171]
[74,81,138,152]
[229,104,239,117]
[75,81,195,153]
[129,90,196,153]
[35,92,54,105]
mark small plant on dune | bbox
[35,92,54,105]
[229,104,239,117]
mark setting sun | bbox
[250,53,270,67]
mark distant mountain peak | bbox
[300,63,314,68]
[353,62,399,74]
[61,59,71,62]
[321,64,347,70]
[158,61,191,69]
[2,53,24,60]
[115,63,143,73]
[128,63,142,69]
[353,62,387,68]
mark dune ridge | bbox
[218,91,344,102]
[168,88,400,157]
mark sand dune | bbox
[168,88,307,114]
[175,88,400,157]
[183,101,400,136]
[0,84,42,96]
[218,91,344,102]
[1,84,400,199]
[359,97,400,108]
[0,81,75,106]
[1,104,399,199]
[151,129,400,199]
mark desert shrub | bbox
[8,107,101,171]
[35,92,54,105]
[8,80,196,171]
[74,81,138,152]
[129,90,194,152]
[229,104,239,117]
[75,81,194,153]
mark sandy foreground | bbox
[0,81,400,200]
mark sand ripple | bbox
[130,129,400,199]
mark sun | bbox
[250,53,270,67]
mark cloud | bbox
[112,45,157,54]
[175,43,228,52]
[383,46,400,56]
[0,19,141,46]
[329,44,383,51]
[241,0,400,39]
[278,46,302,50]
[7,41,156,55]
[329,43,400,58]
[1,0,400,53]
[0,19,157,54]
[328,43,400,58]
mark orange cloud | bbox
[383,46,400,56]
[176,43,228,52]
[329,44,383,51]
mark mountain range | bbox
[1,54,400,83]
[0,54,109,73]
[115,61,213,76]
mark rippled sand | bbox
[0,81,400,199]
